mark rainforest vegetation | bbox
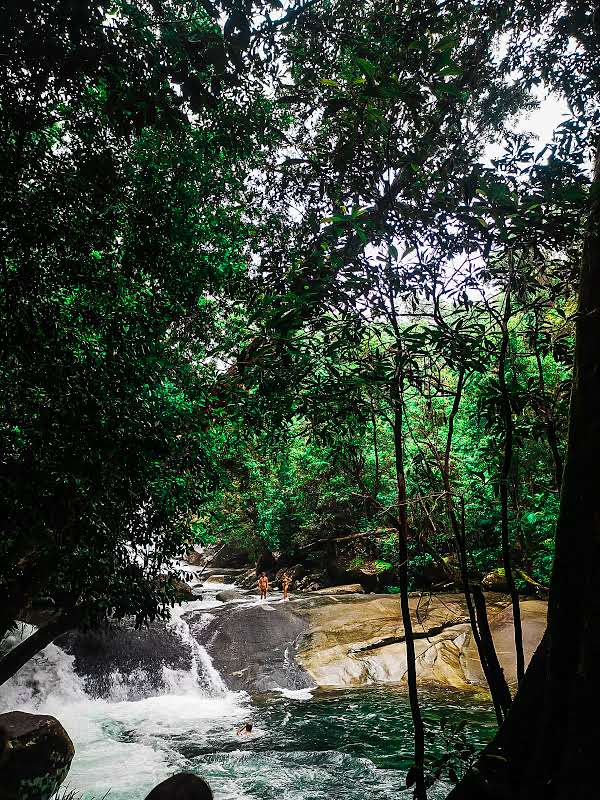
[1,0,599,798]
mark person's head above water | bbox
[245,721,253,732]
[144,772,213,800]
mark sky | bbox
[485,88,572,163]
[525,93,571,144]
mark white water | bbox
[0,582,495,800]
[0,586,253,800]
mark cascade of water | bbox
[0,623,88,712]
[0,597,250,800]
[0,597,232,712]
[165,602,229,696]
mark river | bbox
[0,584,496,800]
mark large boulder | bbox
[215,589,246,602]
[0,711,74,800]
[145,772,213,799]
[295,594,477,688]
[313,584,365,595]
[173,578,194,601]
[188,602,314,692]
[187,590,546,694]
[482,568,509,592]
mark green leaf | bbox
[436,36,457,52]
[355,57,377,78]
[439,65,464,77]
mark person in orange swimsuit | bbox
[258,572,269,600]
[281,573,291,601]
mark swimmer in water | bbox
[237,722,253,736]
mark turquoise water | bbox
[2,595,496,800]
[82,687,495,800]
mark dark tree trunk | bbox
[0,612,79,687]
[447,634,548,800]
[449,150,600,800]
[525,148,600,799]
[441,371,512,724]
[470,584,513,718]
[497,285,525,685]
[544,418,564,494]
[393,378,427,800]
[533,337,564,492]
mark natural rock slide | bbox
[192,591,547,693]
[55,580,547,697]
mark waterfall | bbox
[0,623,88,712]
[0,599,248,800]
[165,604,228,696]
[0,600,232,709]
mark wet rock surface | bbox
[191,591,547,694]
[187,600,314,693]
[56,620,193,699]
[0,710,74,800]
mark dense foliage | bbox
[2,0,600,796]
[199,303,574,588]
[0,0,281,635]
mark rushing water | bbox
[1,584,496,800]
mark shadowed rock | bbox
[187,601,313,692]
[56,620,193,699]
[0,711,74,800]
[145,772,213,799]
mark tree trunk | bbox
[447,634,548,800]
[533,336,564,492]
[449,149,600,800]
[497,285,525,685]
[470,584,513,719]
[525,147,600,799]
[393,380,427,800]
[0,612,79,687]
[441,371,511,724]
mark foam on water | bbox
[0,596,251,800]
[0,588,496,800]
[274,687,314,701]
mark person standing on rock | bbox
[258,572,269,600]
[281,573,291,601]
